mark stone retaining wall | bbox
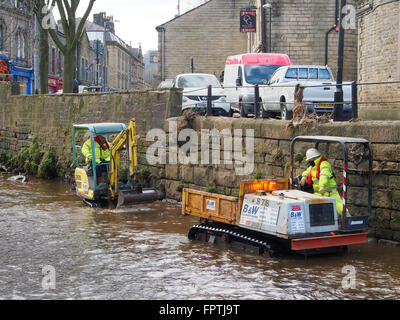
[0,82,181,177]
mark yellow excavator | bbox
[72,118,160,208]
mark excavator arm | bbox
[109,119,138,201]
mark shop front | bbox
[9,60,33,95]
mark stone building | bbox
[0,0,34,93]
[77,31,95,88]
[156,0,249,83]
[156,0,358,84]
[357,0,400,117]
[247,0,358,81]
[128,46,145,90]
[105,32,144,90]
[84,14,145,91]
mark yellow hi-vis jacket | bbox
[82,138,111,164]
[301,156,345,216]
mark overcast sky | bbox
[70,0,207,53]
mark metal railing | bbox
[181,80,400,121]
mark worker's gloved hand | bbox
[319,187,327,194]
[300,176,307,186]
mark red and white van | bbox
[223,53,291,117]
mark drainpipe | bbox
[325,0,339,65]
[156,26,166,81]
[261,0,266,52]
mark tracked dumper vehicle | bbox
[182,136,372,257]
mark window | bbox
[299,68,308,79]
[285,68,298,79]
[238,66,242,79]
[0,25,3,50]
[319,68,332,80]
[244,65,282,85]
[51,48,55,73]
[81,58,84,80]
[58,51,62,74]
[177,74,221,88]
[17,35,21,58]
[21,35,25,59]
[309,68,318,80]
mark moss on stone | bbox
[38,149,58,179]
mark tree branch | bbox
[71,0,95,47]
[48,27,66,53]
[55,0,70,41]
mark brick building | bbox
[357,0,400,116]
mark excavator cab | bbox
[72,119,160,208]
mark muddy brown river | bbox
[1,174,400,300]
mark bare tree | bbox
[47,0,96,93]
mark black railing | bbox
[180,80,400,121]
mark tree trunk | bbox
[38,26,49,94]
[63,49,75,93]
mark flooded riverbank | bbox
[1,175,400,300]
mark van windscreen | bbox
[244,65,283,85]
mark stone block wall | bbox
[157,0,249,81]
[0,82,181,176]
[249,0,358,81]
[357,0,400,110]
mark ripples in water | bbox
[1,175,400,299]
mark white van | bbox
[223,53,291,117]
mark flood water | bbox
[1,174,400,300]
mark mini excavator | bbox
[72,119,160,208]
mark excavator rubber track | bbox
[188,224,287,258]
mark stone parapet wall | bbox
[0,82,181,176]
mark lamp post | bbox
[262,3,272,52]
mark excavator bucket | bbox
[116,188,161,209]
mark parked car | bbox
[222,53,291,117]
[259,65,353,120]
[157,79,174,88]
[173,73,232,116]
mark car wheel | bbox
[280,100,292,120]
[260,102,270,119]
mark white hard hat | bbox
[306,148,321,161]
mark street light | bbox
[262,3,272,52]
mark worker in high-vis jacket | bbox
[300,148,347,217]
[82,134,111,179]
